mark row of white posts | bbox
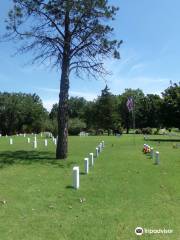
[8,136,57,149]
[0,132,54,138]
[72,141,105,189]
[144,144,160,165]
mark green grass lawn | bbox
[0,134,179,240]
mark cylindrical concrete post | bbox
[73,166,79,189]
[45,139,48,146]
[27,138,30,143]
[155,151,160,165]
[10,138,13,145]
[84,158,89,174]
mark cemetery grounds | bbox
[0,134,179,240]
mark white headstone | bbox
[84,158,89,174]
[155,151,160,165]
[96,147,99,157]
[100,143,103,152]
[45,139,48,147]
[34,136,37,142]
[27,138,30,143]
[89,153,94,166]
[102,141,105,148]
[150,147,154,159]
[10,138,13,145]
[54,138,57,145]
[34,140,37,149]
[73,166,79,189]
[41,133,43,137]
[24,133,26,137]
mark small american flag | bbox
[126,97,134,112]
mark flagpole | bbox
[132,97,136,144]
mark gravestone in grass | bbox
[34,140,37,149]
[155,151,160,165]
[27,138,30,143]
[10,138,13,145]
[100,143,103,151]
[150,147,154,159]
[45,139,48,147]
[73,166,79,189]
[84,158,89,174]
[96,147,99,157]
[89,153,94,166]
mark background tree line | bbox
[0,82,179,136]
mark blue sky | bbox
[0,0,180,111]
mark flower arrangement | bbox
[143,144,151,154]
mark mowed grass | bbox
[0,134,179,240]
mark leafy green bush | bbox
[87,129,96,136]
[142,127,152,135]
[153,128,160,135]
[135,129,142,134]
[68,118,86,135]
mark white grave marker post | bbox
[27,138,30,143]
[89,153,94,166]
[45,139,48,147]
[102,141,105,148]
[96,147,99,157]
[34,136,37,142]
[155,151,160,165]
[54,138,57,145]
[98,144,101,153]
[72,166,79,189]
[34,140,37,149]
[84,158,89,174]
[10,138,13,145]
[41,132,43,137]
[150,147,154,159]
[24,133,26,137]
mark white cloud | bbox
[41,89,97,111]
[130,63,145,72]
[70,91,97,101]
[42,99,57,111]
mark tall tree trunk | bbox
[56,9,70,159]
[56,57,69,159]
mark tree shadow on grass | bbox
[0,150,76,169]
[66,185,74,189]
[148,139,180,142]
